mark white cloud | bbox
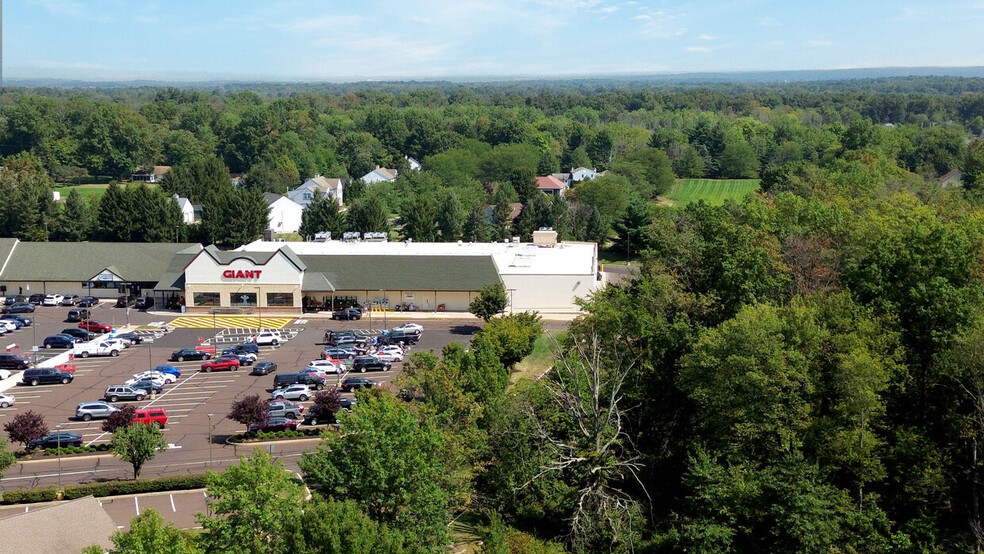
[28,0,115,23]
[268,14,364,33]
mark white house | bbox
[361,166,398,185]
[264,193,304,233]
[405,156,422,171]
[132,165,171,183]
[571,167,600,182]
[173,194,195,224]
[288,175,345,208]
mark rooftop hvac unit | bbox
[342,231,361,242]
[363,231,388,242]
[312,231,332,242]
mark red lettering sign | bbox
[221,269,262,279]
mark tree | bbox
[56,188,93,241]
[96,181,133,241]
[293,498,411,553]
[198,449,306,554]
[436,189,464,242]
[473,312,543,368]
[469,281,508,322]
[4,410,47,448]
[611,201,653,260]
[110,508,198,554]
[962,141,984,193]
[103,405,137,433]
[462,205,488,243]
[228,395,269,432]
[111,423,167,479]
[309,388,342,425]
[299,193,345,240]
[400,195,436,241]
[0,440,16,480]
[346,194,388,234]
[300,392,459,548]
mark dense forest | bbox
[8,77,984,551]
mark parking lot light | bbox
[207,413,214,469]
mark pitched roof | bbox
[0,495,117,553]
[154,244,204,291]
[298,254,500,292]
[0,242,201,283]
[263,192,284,206]
[302,176,345,191]
[200,245,307,272]
[152,165,171,175]
[536,175,567,191]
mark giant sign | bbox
[222,269,263,279]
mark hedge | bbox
[15,443,112,459]
[228,428,323,443]
[0,474,208,504]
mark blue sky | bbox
[6,0,983,81]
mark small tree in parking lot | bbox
[229,395,269,432]
[103,405,136,433]
[111,422,167,479]
[310,388,342,424]
[4,410,48,448]
[469,281,507,322]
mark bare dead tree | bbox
[521,331,649,550]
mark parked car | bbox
[27,294,44,305]
[125,378,164,394]
[230,343,259,356]
[43,334,79,349]
[60,328,95,341]
[267,400,303,419]
[352,356,392,373]
[331,307,362,320]
[370,349,404,363]
[61,294,81,306]
[254,331,283,346]
[201,357,240,372]
[78,296,99,307]
[0,320,15,333]
[152,365,182,378]
[304,359,343,374]
[341,377,380,392]
[321,347,357,360]
[27,432,82,450]
[42,294,64,306]
[0,354,30,371]
[116,296,136,308]
[22,368,74,386]
[133,408,168,428]
[272,372,326,390]
[73,341,121,358]
[0,393,15,408]
[78,320,112,333]
[220,351,255,366]
[135,297,155,310]
[303,397,357,425]
[104,385,148,402]
[250,361,278,376]
[170,348,212,362]
[75,401,120,421]
[247,417,298,435]
[1,314,31,326]
[378,329,421,345]
[115,332,144,345]
[2,302,35,314]
[271,384,313,401]
[66,308,91,322]
[132,370,177,384]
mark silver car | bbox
[75,401,120,421]
[271,384,313,401]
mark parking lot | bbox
[0,301,482,488]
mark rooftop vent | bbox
[312,231,332,242]
[342,231,361,242]
[532,228,558,247]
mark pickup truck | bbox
[73,341,121,358]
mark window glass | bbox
[233,292,257,307]
[267,293,294,307]
[193,292,220,307]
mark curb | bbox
[224,435,324,447]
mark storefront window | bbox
[193,292,221,307]
[266,293,294,307]
[233,292,257,307]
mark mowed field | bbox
[663,178,761,207]
[53,182,159,202]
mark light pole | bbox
[56,432,62,494]
[207,413,213,470]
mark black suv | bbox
[116,295,136,308]
[352,356,391,373]
[331,308,362,320]
[27,294,44,305]
[273,372,326,390]
[61,328,95,341]
[0,354,30,370]
[341,377,377,392]
[378,329,421,345]
[22,368,74,386]
[79,296,99,307]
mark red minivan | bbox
[133,408,168,428]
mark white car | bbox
[0,369,11,381]
[254,331,283,346]
[372,350,404,363]
[391,323,423,333]
[271,384,313,401]
[377,345,405,356]
[305,359,343,374]
[131,370,177,384]
[126,375,167,388]
[0,320,17,332]
[0,393,14,408]
[42,294,65,306]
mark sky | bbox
[5,0,984,81]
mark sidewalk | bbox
[148,309,581,322]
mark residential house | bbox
[405,155,422,171]
[230,173,244,187]
[940,169,965,188]
[571,167,600,182]
[173,194,196,224]
[264,192,304,234]
[483,202,524,225]
[551,171,573,187]
[288,175,346,208]
[361,166,398,185]
[536,175,568,196]
[131,165,171,183]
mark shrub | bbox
[4,411,48,448]
[2,474,209,504]
[103,405,136,432]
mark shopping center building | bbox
[0,232,601,314]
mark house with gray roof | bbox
[288,175,345,208]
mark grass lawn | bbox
[662,178,761,207]
[510,330,567,385]
[53,182,160,203]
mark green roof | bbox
[154,245,204,291]
[299,255,500,292]
[0,242,201,283]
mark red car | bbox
[78,320,112,333]
[201,357,240,372]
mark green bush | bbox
[1,474,208,504]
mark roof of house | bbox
[0,495,117,553]
[536,175,567,191]
[484,203,524,221]
[263,192,285,206]
[153,165,171,175]
[940,169,964,182]
[363,167,398,181]
[303,176,345,190]
[0,241,201,283]
[154,244,205,291]
[298,254,501,292]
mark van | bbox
[133,408,167,428]
[273,372,326,390]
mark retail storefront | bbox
[182,247,304,312]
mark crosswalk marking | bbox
[167,316,294,330]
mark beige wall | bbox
[326,290,475,312]
[185,284,302,309]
